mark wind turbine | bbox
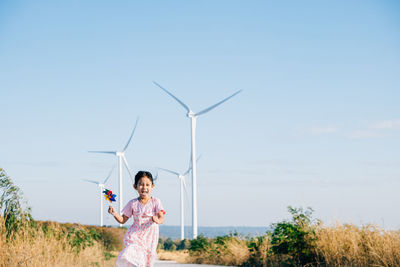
[158,155,201,240]
[88,117,139,224]
[154,81,241,238]
[82,166,115,226]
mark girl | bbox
[108,171,165,267]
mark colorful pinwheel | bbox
[103,189,117,203]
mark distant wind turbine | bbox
[89,117,139,225]
[82,166,115,226]
[158,155,201,240]
[154,81,241,238]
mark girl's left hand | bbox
[152,210,165,224]
[152,215,161,224]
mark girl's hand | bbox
[108,206,116,215]
[152,210,165,224]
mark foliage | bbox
[104,251,116,261]
[67,227,102,253]
[189,234,211,252]
[188,233,249,266]
[268,206,318,266]
[244,235,271,266]
[177,238,191,250]
[98,226,125,251]
[158,237,191,251]
[0,168,33,239]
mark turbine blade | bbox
[82,179,100,185]
[181,177,189,200]
[103,166,116,184]
[183,167,191,176]
[154,169,159,181]
[158,167,180,176]
[88,151,116,155]
[183,154,202,175]
[153,81,190,113]
[122,155,134,184]
[123,117,139,152]
[181,176,187,189]
[195,90,242,116]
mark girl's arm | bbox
[152,210,165,224]
[108,206,129,224]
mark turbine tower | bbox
[154,82,241,238]
[89,117,139,225]
[82,166,115,226]
[158,156,200,240]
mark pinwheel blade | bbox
[103,166,116,184]
[153,81,190,113]
[123,117,139,152]
[195,90,242,116]
[82,179,100,185]
[122,155,134,183]
[158,167,180,177]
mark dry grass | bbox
[0,218,117,267]
[188,236,250,266]
[3,214,400,267]
[315,223,400,266]
[162,224,400,267]
[157,250,189,263]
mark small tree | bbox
[0,168,32,239]
[269,206,319,266]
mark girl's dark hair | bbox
[134,171,154,186]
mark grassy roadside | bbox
[3,167,400,266]
[0,168,125,267]
[157,208,400,266]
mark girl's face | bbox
[134,176,154,199]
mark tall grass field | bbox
[158,208,400,266]
[2,168,400,266]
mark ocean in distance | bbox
[159,225,270,239]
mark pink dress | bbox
[116,197,164,267]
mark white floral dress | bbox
[116,197,164,267]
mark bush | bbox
[268,206,318,266]
[188,234,249,266]
[177,238,190,250]
[189,235,211,253]
[0,168,32,239]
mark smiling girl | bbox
[108,171,165,267]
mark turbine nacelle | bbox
[187,110,196,118]
[116,151,124,157]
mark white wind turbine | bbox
[154,82,241,238]
[89,117,139,224]
[158,155,201,240]
[82,166,115,226]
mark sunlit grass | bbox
[0,217,118,267]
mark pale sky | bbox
[1,1,400,229]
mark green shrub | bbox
[268,206,318,266]
[177,238,190,250]
[189,235,211,252]
[0,168,32,239]
[163,237,177,251]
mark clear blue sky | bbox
[1,0,400,229]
